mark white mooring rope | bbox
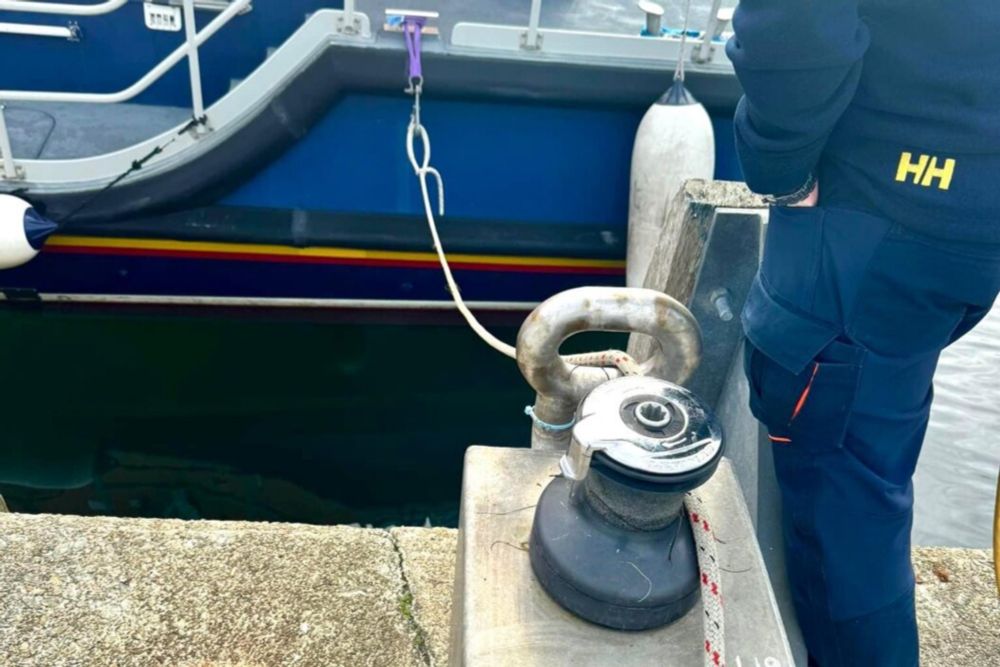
[674,0,695,83]
[685,492,727,667]
[404,117,640,376]
[405,120,514,359]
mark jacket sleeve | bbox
[726,1,870,195]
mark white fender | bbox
[627,83,715,287]
[0,194,57,269]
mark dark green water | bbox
[0,306,581,527]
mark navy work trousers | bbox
[741,206,1000,666]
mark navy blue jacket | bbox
[727,1,1000,242]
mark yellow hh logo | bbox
[895,152,956,191]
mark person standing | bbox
[727,2,1000,664]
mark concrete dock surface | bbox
[0,513,994,666]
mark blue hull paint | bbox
[223,94,742,226]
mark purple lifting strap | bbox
[403,16,426,82]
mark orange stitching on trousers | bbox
[790,362,820,423]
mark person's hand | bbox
[790,181,819,207]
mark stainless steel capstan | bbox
[561,374,723,482]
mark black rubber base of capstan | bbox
[528,476,700,631]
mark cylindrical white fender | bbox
[627,82,715,287]
[0,194,57,269]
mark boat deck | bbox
[4,102,190,160]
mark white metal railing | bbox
[523,0,542,50]
[450,0,735,67]
[2,8,368,187]
[0,105,16,179]
[167,0,252,11]
[0,21,79,40]
[181,0,206,121]
[0,0,251,179]
[0,0,127,16]
[695,0,728,63]
[336,0,361,36]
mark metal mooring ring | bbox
[515,287,702,404]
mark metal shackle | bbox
[516,287,702,449]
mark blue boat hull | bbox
[0,5,743,311]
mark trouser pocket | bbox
[745,338,864,452]
[742,275,865,453]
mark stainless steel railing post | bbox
[694,0,725,63]
[0,105,18,180]
[182,0,207,130]
[522,0,543,50]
